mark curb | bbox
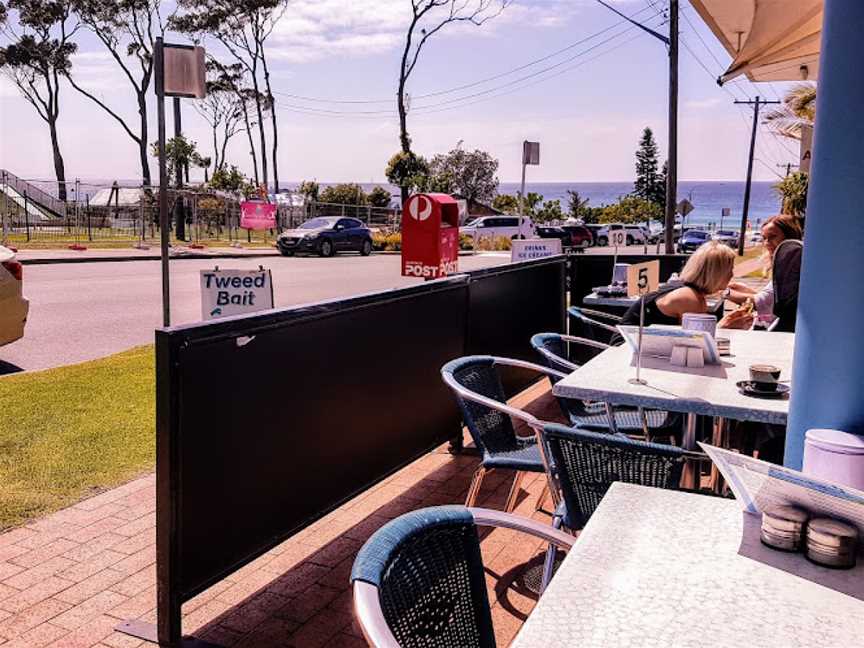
[20,251,280,265]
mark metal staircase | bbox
[0,169,67,219]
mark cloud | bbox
[265,0,574,63]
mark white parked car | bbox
[460,215,535,241]
[595,223,647,246]
[0,245,28,347]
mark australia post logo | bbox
[407,195,433,221]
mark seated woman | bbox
[725,214,803,327]
[618,240,748,330]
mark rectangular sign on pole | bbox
[240,201,277,230]
[522,141,540,165]
[163,44,206,99]
[511,238,561,262]
[200,268,274,320]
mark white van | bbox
[460,215,536,241]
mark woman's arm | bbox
[752,282,775,316]
[655,287,706,321]
[725,281,758,305]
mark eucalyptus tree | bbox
[69,0,166,186]
[172,0,286,193]
[0,0,79,200]
[193,60,254,175]
[393,0,509,203]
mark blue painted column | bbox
[785,0,864,469]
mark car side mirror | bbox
[334,224,344,231]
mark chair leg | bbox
[534,483,550,512]
[504,470,525,512]
[540,515,564,593]
[465,466,487,507]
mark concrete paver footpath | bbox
[0,387,562,647]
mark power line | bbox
[274,18,660,118]
[271,4,657,106]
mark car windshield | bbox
[716,230,736,236]
[299,218,337,230]
[689,231,709,238]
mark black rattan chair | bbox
[441,356,565,512]
[567,306,620,348]
[538,424,691,586]
[530,332,682,441]
[350,506,574,648]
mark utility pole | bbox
[735,96,780,255]
[595,0,677,253]
[778,162,798,177]
[664,0,678,255]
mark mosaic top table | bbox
[511,483,864,648]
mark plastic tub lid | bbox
[804,429,864,455]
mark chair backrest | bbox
[529,333,573,381]
[441,356,520,456]
[772,239,802,333]
[351,506,496,648]
[543,424,686,529]
[568,306,618,351]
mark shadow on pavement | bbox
[0,360,24,375]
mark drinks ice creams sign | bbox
[240,201,276,230]
[200,268,274,320]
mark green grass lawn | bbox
[0,346,155,530]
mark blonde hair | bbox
[680,240,736,294]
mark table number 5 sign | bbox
[626,260,659,386]
[627,260,660,297]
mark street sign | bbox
[522,141,540,165]
[200,268,274,321]
[677,198,694,216]
[627,260,660,297]
[609,230,626,247]
[721,207,731,217]
[511,238,562,262]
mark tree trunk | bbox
[48,117,67,202]
[137,93,151,186]
[212,125,220,171]
[260,54,279,194]
[249,68,268,192]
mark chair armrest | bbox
[578,307,623,323]
[469,508,576,548]
[353,581,400,648]
[489,356,569,380]
[558,334,611,351]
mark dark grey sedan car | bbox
[277,217,373,257]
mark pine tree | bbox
[633,127,666,209]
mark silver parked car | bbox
[712,230,740,248]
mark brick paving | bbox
[0,385,565,647]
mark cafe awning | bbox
[689,0,822,84]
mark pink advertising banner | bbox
[240,201,277,230]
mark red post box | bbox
[401,193,460,279]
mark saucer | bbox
[737,381,790,398]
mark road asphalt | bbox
[1,253,509,374]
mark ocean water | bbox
[339,180,782,230]
[496,181,782,229]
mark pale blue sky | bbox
[0,0,801,185]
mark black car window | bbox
[336,219,357,229]
[500,218,518,227]
[345,219,364,229]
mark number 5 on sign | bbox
[627,260,659,297]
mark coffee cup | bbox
[749,364,781,391]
